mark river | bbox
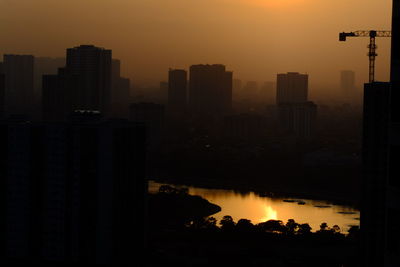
[148,180,360,233]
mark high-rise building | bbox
[189,64,233,117]
[168,69,187,116]
[276,72,316,139]
[159,81,168,104]
[34,57,65,97]
[260,81,275,103]
[111,59,130,118]
[2,114,146,264]
[278,101,317,139]
[361,82,391,267]
[233,79,242,92]
[0,62,4,117]
[42,68,79,121]
[361,1,400,266]
[276,72,308,104]
[130,102,164,146]
[3,55,34,116]
[340,70,356,100]
[66,45,112,114]
[222,113,268,141]
[243,81,258,100]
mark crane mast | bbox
[339,30,392,83]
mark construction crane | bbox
[339,30,391,83]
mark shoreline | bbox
[148,176,361,210]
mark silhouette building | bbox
[278,101,317,139]
[130,102,165,146]
[0,63,4,117]
[276,72,317,139]
[361,1,400,266]
[243,81,258,100]
[276,72,308,105]
[340,70,355,99]
[168,69,187,116]
[42,67,79,121]
[111,59,130,118]
[362,82,391,267]
[189,64,233,117]
[222,113,268,141]
[42,45,112,121]
[260,81,275,103]
[3,55,34,116]
[2,113,146,264]
[66,45,112,114]
[34,58,65,97]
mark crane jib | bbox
[339,30,392,83]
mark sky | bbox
[0,0,393,91]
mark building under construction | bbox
[361,0,400,266]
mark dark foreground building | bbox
[361,1,400,266]
[42,45,112,121]
[1,111,146,264]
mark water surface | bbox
[149,181,360,233]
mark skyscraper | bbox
[2,115,146,264]
[276,72,308,104]
[3,55,34,116]
[168,69,187,116]
[276,72,316,139]
[189,64,233,117]
[361,82,391,267]
[66,45,112,114]
[361,1,400,266]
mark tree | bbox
[331,225,341,234]
[347,225,360,240]
[285,219,299,235]
[236,219,254,232]
[319,222,329,231]
[258,220,287,234]
[298,223,312,235]
[220,215,236,231]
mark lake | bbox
[148,180,360,233]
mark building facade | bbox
[189,64,232,117]
[66,45,112,114]
[168,69,187,116]
[3,55,34,116]
[2,115,146,264]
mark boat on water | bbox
[297,201,306,205]
[314,205,331,208]
[283,199,296,203]
[337,211,357,215]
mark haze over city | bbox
[1,0,400,265]
[0,0,392,89]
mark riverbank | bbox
[149,173,361,209]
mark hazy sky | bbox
[0,0,393,89]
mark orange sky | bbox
[0,0,393,91]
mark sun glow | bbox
[261,206,278,222]
[243,0,309,9]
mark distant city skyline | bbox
[0,0,392,87]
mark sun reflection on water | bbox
[261,205,278,222]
